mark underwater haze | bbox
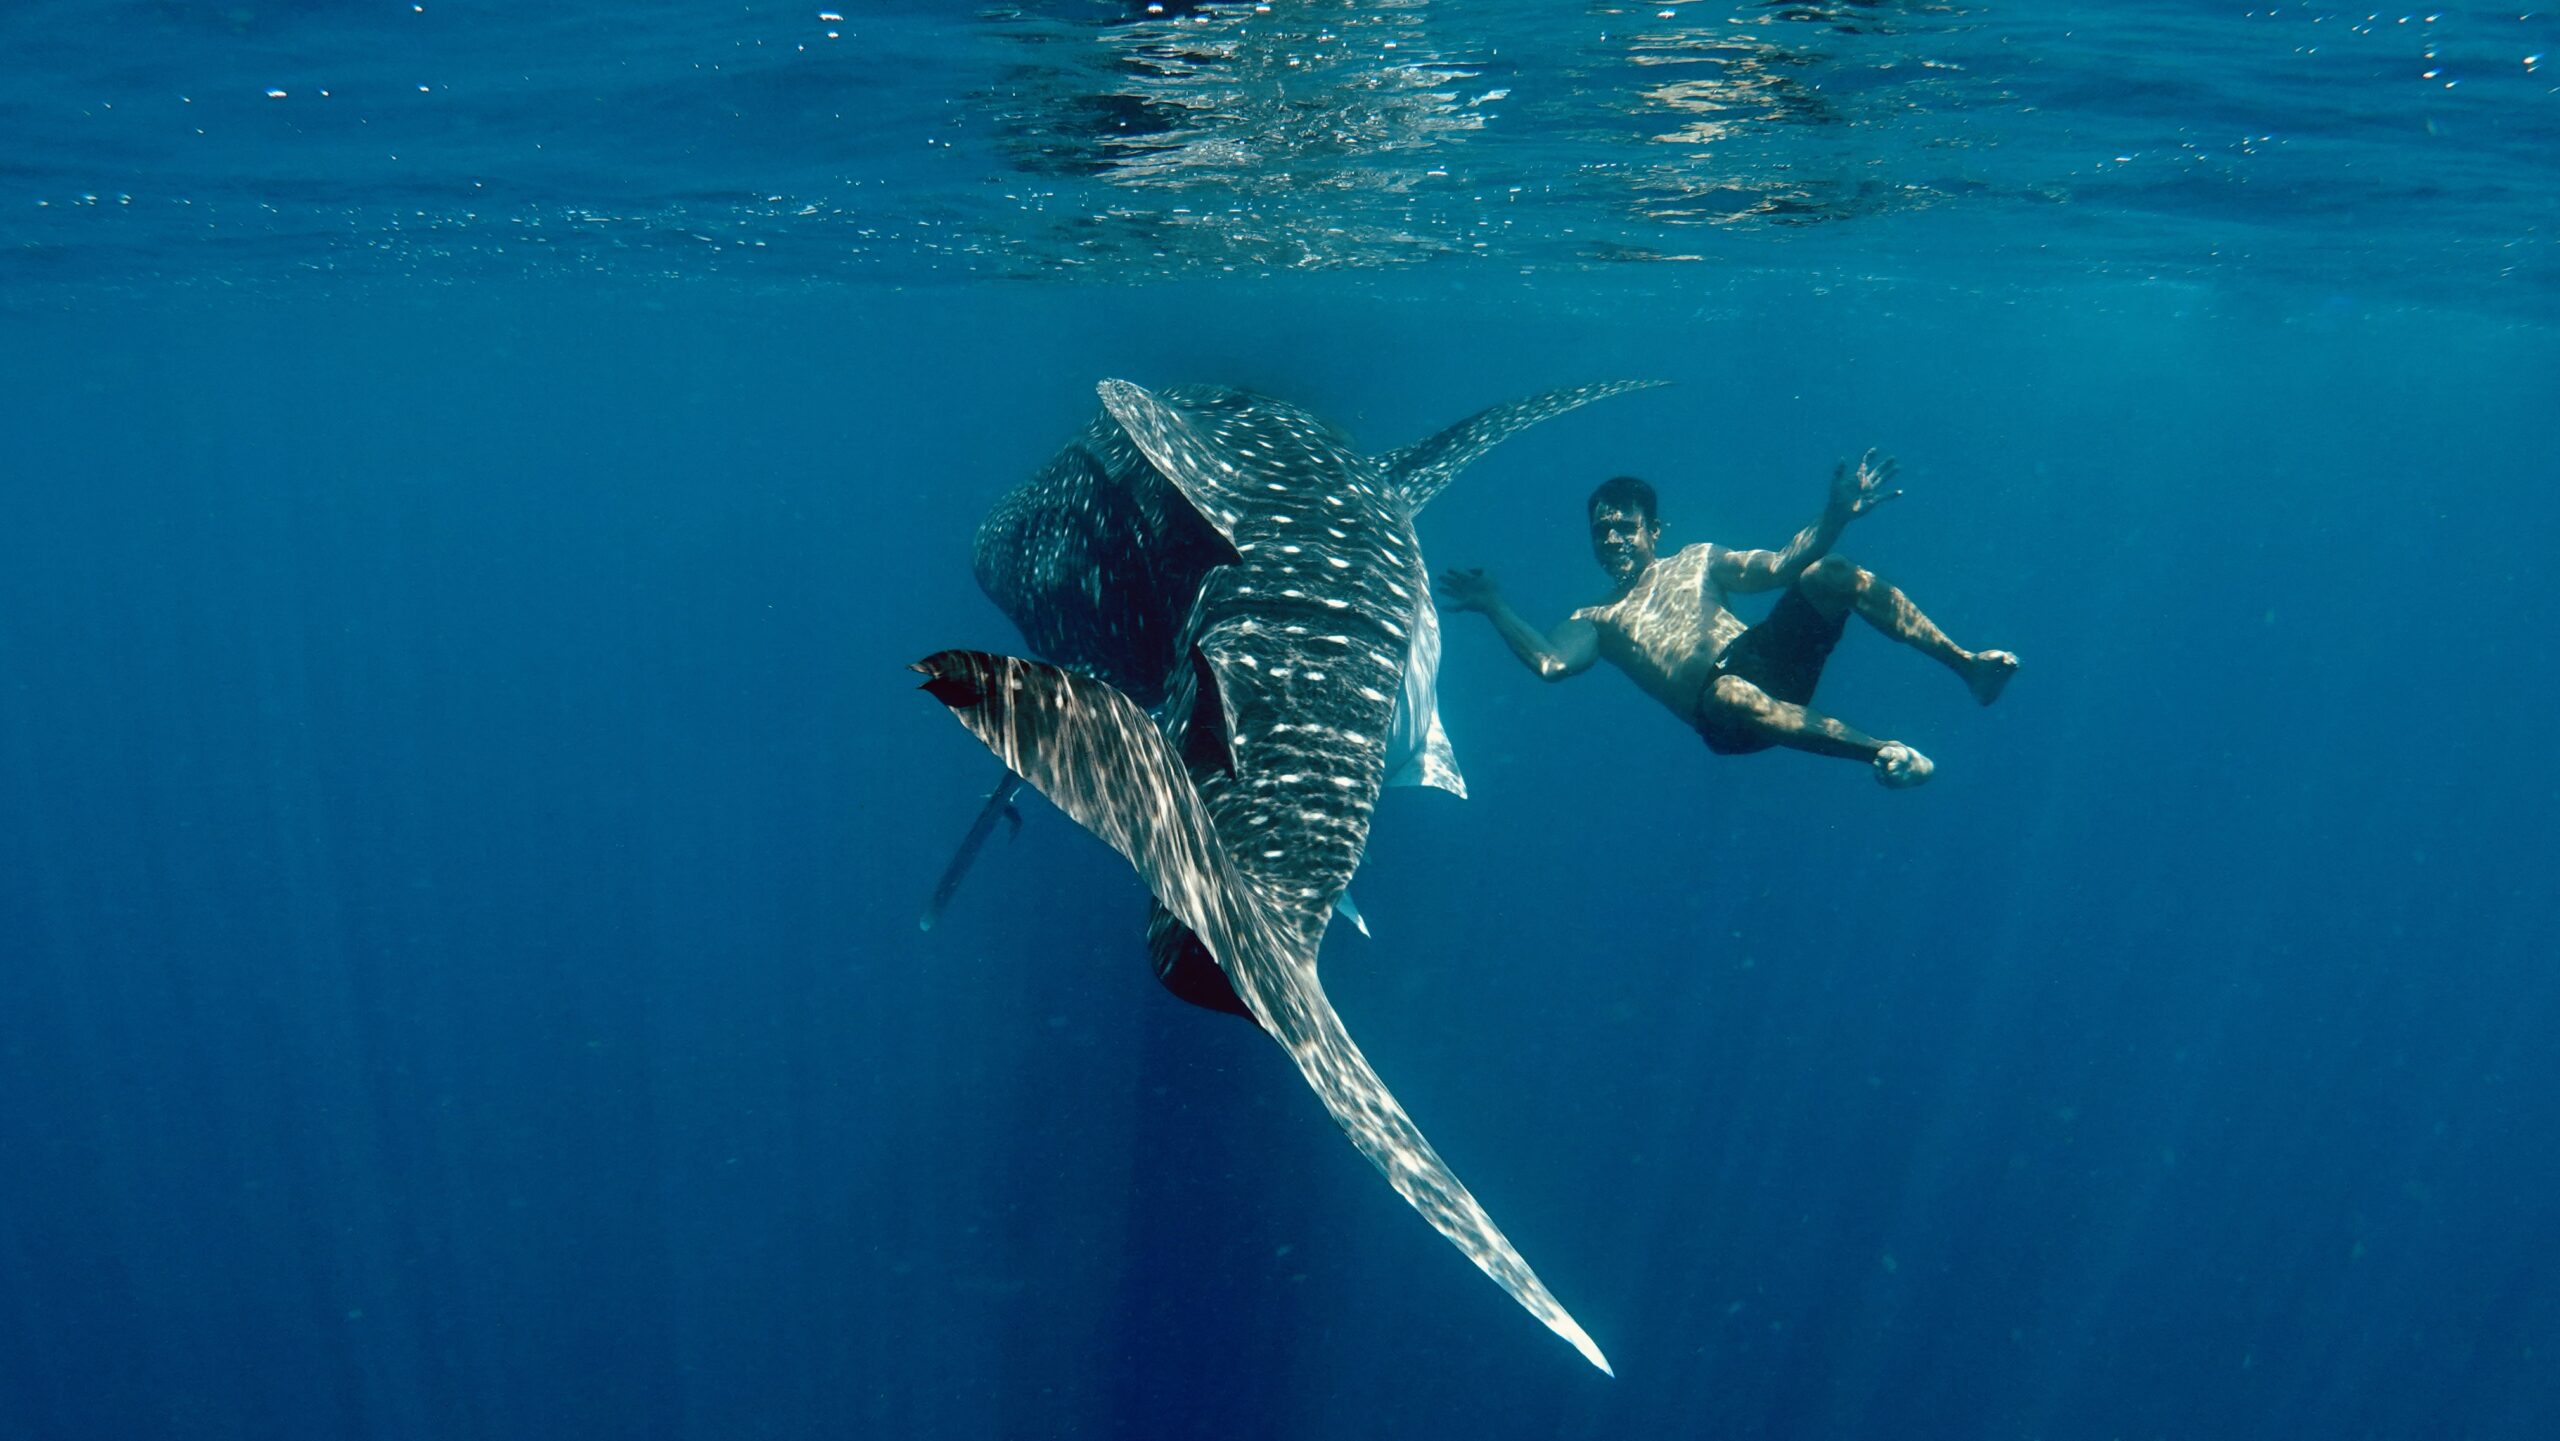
[3,3,2557,1439]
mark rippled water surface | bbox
[6,2,2555,307]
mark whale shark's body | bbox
[917,378,1654,1371]
[920,380,1474,933]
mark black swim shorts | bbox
[1694,584,1850,755]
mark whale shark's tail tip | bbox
[1558,1317,1614,1376]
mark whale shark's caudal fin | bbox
[1258,955,1615,1376]
[1381,380,1669,514]
[913,649,1612,1375]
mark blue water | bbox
[4,4,2557,1439]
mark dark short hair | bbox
[1587,475,1658,525]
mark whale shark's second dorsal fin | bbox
[914,649,1612,1375]
[1332,890,1371,937]
[1381,380,1668,515]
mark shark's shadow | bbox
[917,378,1657,1371]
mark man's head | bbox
[1587,475,1661,588]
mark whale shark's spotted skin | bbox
[921,377,1657,1373]
[972,404,1235,710]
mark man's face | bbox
[1589,504,1658,586]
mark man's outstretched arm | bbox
[1714,449,1901,593]
[1436,568,1598,681]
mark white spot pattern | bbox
[935,378,1661,1378]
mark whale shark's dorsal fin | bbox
[1382,380,1669,515]
[914,649,1613,1375]
[1099,378,1254,547]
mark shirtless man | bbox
[1436,455,2017,789]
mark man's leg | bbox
[1799,555,2018,706]
[1703,673,1933,788]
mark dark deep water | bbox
[4,280,2553,1439]
[5,3,2560,1437]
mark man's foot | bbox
[1963,650,2019,707]
[1873,742,1934,790]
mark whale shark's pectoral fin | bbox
[914,650,1259,981]
[1385,591,1466,798]
[1386,707,1465,797]
[918,769,1029,933]
[1382,380,1669,515]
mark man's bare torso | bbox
[1569,542,1749,714]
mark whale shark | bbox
[916,378,1656,1373]
[940,376,1657,972]
[919,378,1626,929]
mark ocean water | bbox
[3,3,2556,1439]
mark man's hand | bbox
[1435,566,1502,614]
[1439,568,1599,680]
[1829,449,1902,522]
